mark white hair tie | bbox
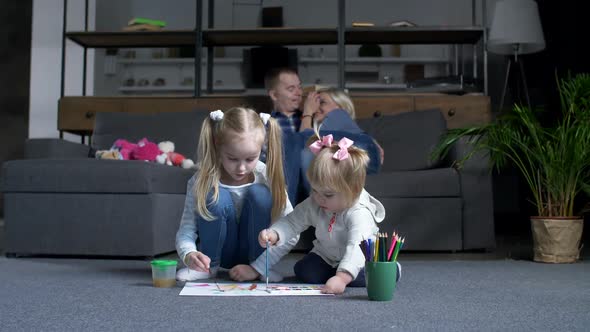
[209,110,224,121]
[259,112,271,125]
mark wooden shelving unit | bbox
[65,26,485,96]
[67,26,483,48]
[58,0,490,138]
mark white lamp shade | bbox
[488,0,546,55]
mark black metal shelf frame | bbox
[61,0,488,98]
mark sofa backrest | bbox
[357,109,447,171]
[92,111,208,160]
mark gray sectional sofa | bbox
[358,109,495,251]
[1,111,207,257]
[1,108,494,258]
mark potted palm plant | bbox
[433,73,590,263]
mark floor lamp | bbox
[488,0,545,112]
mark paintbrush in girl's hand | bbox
[265,239,270,293]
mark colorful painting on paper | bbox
[179,282,332,296]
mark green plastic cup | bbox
[365,261,397,301]
[150,260,178,288]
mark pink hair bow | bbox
[333,137,354,161]
[309,134,334,155]
[309,135,354,161]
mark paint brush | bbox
[265,239,270,293]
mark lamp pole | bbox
[498,44,532,113]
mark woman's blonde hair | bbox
[306,134,369,208]
[316,87,356,119]
[193,107,287,222]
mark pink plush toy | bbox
[109,138,160,162]
[112,139,137,160]
[130,138,160,162]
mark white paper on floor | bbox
[179,282,333,296]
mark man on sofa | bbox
[263,68,382,206]
[266,67,305,134]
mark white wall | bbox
[29,0,95,139]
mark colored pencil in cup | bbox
[379,233,387,262]
[393,237,405,262]
[387,234,398,261]
[375,233,380,261]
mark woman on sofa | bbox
[298,88,384,196]
[300,87,361,133]
[175,107,298,282]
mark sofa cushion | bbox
[24,138,91,159]
[2,159,194,194]
[365,167,460,197]
[92,110,208,160]
[357,109,447,172]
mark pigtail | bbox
[344,146,370,200]
[265,117,287,222]
[306,136,370,208]
[193,117,221,221]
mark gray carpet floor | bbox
[1,220,589,331]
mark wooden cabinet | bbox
[352,94,490,129]
[58,94,489,134]
[414,95,491,128]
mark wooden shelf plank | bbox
[346,26,484,44]
[203,28,338,46]
[65,26,483,48]
[300,56,449,64]
[66,30,197,48]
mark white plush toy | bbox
[156,141,195,169]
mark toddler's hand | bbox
[185,251,211,272]
[229,264,260,281]
[258,229,278,247]
[321,275,347,295]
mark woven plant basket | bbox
[531,217,584,263]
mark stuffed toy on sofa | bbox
[95,138,160,162]
[130,138,160,161]
[156,141,195,169]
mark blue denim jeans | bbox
[281,131,305,205]
[196,183,271,269]
[293,252,367,287]
[300,148,314,195]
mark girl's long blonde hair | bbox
[306,133,369,208]
[193,107,287,222]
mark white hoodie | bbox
[270,189,385,279]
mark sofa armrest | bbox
[25,138,91,159]
[451,136,496,250]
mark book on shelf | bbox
[303,84,330,94]
[303,84,351,94]
[352,22,375,27]
[122,24,163,32]
[127,17,167,27]
[389,20,417,27]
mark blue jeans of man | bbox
[196,183,271,269]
